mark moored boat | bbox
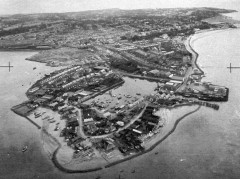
[22,146,28,152]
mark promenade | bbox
[176,35,203,92]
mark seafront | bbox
[9,28,229,172]
[38,104,202,172]
[1,5,240,178]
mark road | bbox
[176,36,202,92]
[119,72,169,82]
[76,108,88,139]
[79,102,147,139]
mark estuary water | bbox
[1,14,240,179]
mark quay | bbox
[120,72,169,83]
[11,102,41,129]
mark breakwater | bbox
[11,103,41,129]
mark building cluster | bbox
[9,7,233,162]
[80,104,164,156]
[82,100,145,136]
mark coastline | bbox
[186,28,236,77]
[48,28,232,172]
[0,49,42,52]
[9,27,232,173]
[48,105,201,172]
[186,35,204,75]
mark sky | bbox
[0,0,239,15]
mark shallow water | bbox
[0,52,60,178]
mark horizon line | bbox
[0,6,233,17]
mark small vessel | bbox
[126,95,131,98]
[42,116,50,120]
[35,114,41,118]
[48,117,54,121]
[22,146,28,152]
[54,126,59,131]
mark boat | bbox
[48,117,54,121]
[35,114,41,118]
[42,116,50,120]
[54,126,59,131]
[22,146,28,152]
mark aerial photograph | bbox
[1,0,240,178]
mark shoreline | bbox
[0,49,42,52]
[186,28,236,77]
[9,28,231,173]
[187,35,204,75]
[49,105,201,173]
[105,105,201,168]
